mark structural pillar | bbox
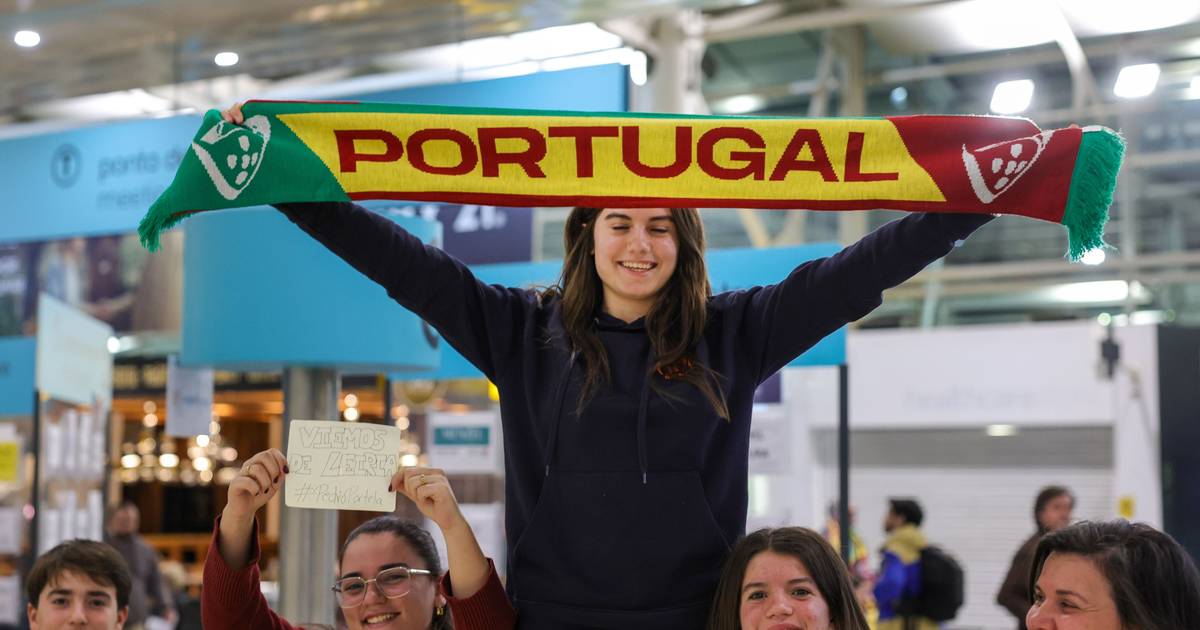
[278,367,340,626]
[642,9,708,114]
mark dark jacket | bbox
[277,201,992,629]
[997,531,1042,629]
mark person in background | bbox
[873,498,935,630]
[105,502,176,630]
[202,448,514,630]
[706,526,870,630]
[823,501,872,585]
[996,485,1074,629]
[1026,520,1200,630]
[26,539,131,630]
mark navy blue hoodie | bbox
[276,202,992,629]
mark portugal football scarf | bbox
[139,100,1124,260]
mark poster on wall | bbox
[36,293,113,407]
[165,355,214,437]
[0,232,182,338]
[34,295,111,553]
[427,410,501,475]
[748,405,791,475]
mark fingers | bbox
[391,466,447,498]
[266,448,289,476]
[414,479,453,506]
[228,475,262,500]
[219,102,246,124]
[239,449,288,496]
[249,450,282,483]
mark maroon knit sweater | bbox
[201,517,516,630]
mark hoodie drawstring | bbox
[543,350,577,477]
[542,349,654,485]
[636,355,654,485]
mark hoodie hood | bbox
[884,524,928,563]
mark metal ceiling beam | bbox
[704,22,1200,102]
[1045,1,1100,113]
[884,269,1200,301]
[704,0,969,44]
[901,249,1200,284]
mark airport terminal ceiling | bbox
[4,0,1200,327]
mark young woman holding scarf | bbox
[221,101,993,630]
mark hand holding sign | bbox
[390,467,463,532]
[226,448,287,522]
[284,420,401,512]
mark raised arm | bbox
[220,104,528,381]
[735,212,994,381]
[273,200,533,380]
[202,448,294,630]
[389,467,516,630]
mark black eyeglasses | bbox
[330,566,434,608]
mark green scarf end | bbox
[138,205,186,252]
[1062,128,1125,261]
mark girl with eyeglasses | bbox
[201,448,515,630]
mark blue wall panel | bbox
[181,209,441,371]
[0,337,35,415]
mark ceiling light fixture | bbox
[718,94,767,115]
[1114,63,1160,98]
[214,51,239,67]
[986,424,1019,437]
[990,79,1035,114]
[14,30,40,48]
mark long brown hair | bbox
[542,207,728,420]
[707,527,870,630]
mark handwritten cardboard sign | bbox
[284,420,400,512]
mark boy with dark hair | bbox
[26,539,131,630]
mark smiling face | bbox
[739,551,833,630]
[1026,552,1122,630]
[338,532,443,630]
[591,208,678,322]
[27,570,128,630]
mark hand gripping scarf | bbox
[139,100,1124,260]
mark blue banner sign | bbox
[360,202,534,265]
[0,65,627,245]
[434,426,491,447]
[0,337,35,415]
[0,116,200,243]
[181,208,442,372]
